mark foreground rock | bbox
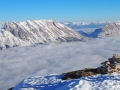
[97,54,120,73]
[12,54,120,90]
[62,68,98,80]
[62,54,120,80]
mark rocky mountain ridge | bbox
[76,21,120,38]
[1,20,120,49]
[98,21,120,37]
[0,20,83,49]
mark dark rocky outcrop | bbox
[62,68,99,80]
[7,87,13,90]
[62,54,120,80]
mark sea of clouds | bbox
[1,36,120,90]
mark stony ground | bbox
[62,68,102,80]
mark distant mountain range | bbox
[0,20,120,50]
[0,20,83,49]
[62,21,120,38]
[62,21,107,29]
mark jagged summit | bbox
[0,19,84,49]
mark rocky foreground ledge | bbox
[10,54,120,90]
[62,53,120,80]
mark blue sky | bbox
[0,0,120,22]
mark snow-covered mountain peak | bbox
[98,21,120,37]
[0,19,84,49]
[105,21,120,26]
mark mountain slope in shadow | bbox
[78,28,102,38]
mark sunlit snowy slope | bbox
[13,73,120,90]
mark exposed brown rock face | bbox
[62,68,98,80]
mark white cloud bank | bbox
[0,36,120,90]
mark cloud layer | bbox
[0,36,120,90]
